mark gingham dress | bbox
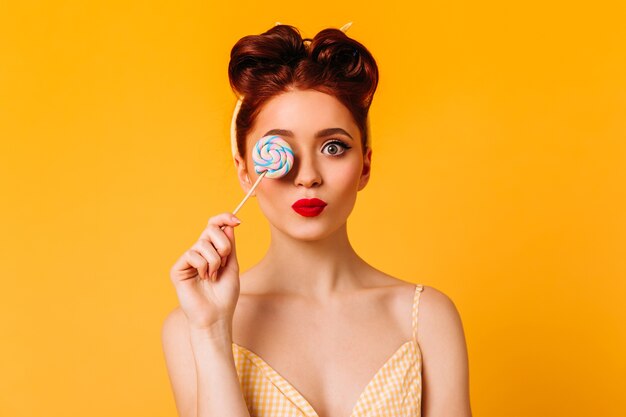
[231,284,425,417]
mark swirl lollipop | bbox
[231,135,294,215]
[252,135,294,178]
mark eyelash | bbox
[321,139,352,156]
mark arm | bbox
[418,287,472,417]
[161,307,251,417]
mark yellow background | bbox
[1,1,625,416]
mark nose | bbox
[292,152,322,188]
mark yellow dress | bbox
[231,284,425,417]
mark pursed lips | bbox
[292,198,327,208]
[291,198,327,217]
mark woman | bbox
[162,23,472,417]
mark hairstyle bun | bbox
[228,25,307,98]
[308,28,378,106]
[227,23,379,156]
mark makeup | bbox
[291,198,327,217]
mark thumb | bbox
[222,224,239,272]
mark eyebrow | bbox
[262,128,354,140]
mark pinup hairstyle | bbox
[228,24,379,157]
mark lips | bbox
[291,198,327,217]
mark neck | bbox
[255,222,369,299]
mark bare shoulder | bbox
[161,305,193,369]
[417,285,473,417]
[416,284,467,354]
[162,306,191,347]
[418,285,464,327]
[163,305,186,328]
[161,307,197,417]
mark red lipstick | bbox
[291,198,327,217]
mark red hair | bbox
[228,24,379,156]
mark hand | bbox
[169,213,242,333]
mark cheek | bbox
[253,157,363,203]
[328,160,363,192]
[254,179,290,208]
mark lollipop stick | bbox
[214,172,267,280]
[232,171,266,216]
[218,172,266,233]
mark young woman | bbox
[162,23,472,417]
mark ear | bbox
[357,147,372,191]
[233,153,254,194]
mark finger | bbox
[170,250,205,281]
[198,225,231,267]
[221,225,238,270]
[207,213,241,229]
[192,240,222,281]
[181,249,208,281]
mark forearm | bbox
[190,328,251,417]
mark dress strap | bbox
[412,284,425,342]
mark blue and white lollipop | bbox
[232,135,294,215]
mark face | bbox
[234,89,372,241]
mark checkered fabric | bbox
[231,284,425,417]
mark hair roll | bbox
[228,24,379,156]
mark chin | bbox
[271,215,345,242]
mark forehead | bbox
[251,90,358,138]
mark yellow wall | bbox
[1,1,624,416]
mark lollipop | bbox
[231,135,294,215]
[252,135,294,178]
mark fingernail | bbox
[231,215,241,224]
[211,271,217,281]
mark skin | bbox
[234,88,374,299]
[163,89,472,417]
